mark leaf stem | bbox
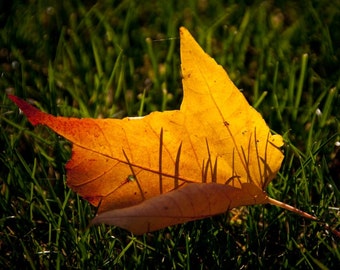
[268,197,340,238]
[267,197,317,220]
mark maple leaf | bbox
[9,27,319,235]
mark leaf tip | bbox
[8,94,47,126]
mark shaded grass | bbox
[1,0,340,269]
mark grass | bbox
[1,0,339,269]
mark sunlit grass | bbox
[1,1,339,269]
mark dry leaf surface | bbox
[9,27,285,234]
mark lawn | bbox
[1,0,339,269]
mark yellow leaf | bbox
[9,27,289,234]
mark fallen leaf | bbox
[9,27,317,235]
